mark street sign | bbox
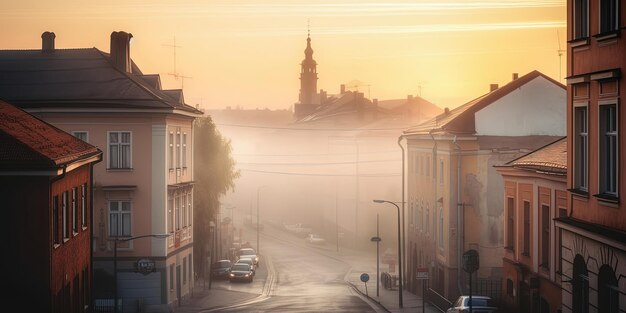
[462,249,480,273]
[370,236,381,242]
[416,268,429,280]
[136,258,156,275]
[360,273,370,283]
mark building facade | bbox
[559,0,626,312]
[0,31,203,312]
[402,71,566,303]
[0,100,102,313]
[496,138,567,313]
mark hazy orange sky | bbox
[1,0,566,111]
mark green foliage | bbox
[193,116,240,275]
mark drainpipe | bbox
[429,130,437,265]
[397,135,406,295]
[453,135,463,296]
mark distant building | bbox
[401,70,566,303]
[292,33,442,127]
[0,31,203,312]
[560,1,626,312]
[0,100,102,313]
[495,138,566,313]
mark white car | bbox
[237,248,259,265]
[306,234,326,244]
[446,295,499,313]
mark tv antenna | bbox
[163,36,192,89]
[345,80,372,99]
[416,81,428,97]
[557,30,565,83]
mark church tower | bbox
[295,31,318,119]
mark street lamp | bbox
[373,199,403,308]
[257,185,268,255]
[112,233,170,313]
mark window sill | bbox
[107,168,133,172]
[593,30,620,42]
[53,243,61,249]
[505,247,515,253]
[73,231,79,237]
[568,188,589,198]
[63,238,70,243]
[82,226,88,231]
[568,37,590,48]
[521,252,530,257]
[593,193,619,204]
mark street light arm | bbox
[112,233,171,242]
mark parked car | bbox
[306,234,326,244]
[446,295,499,313]
[237,248,259,265]
[229,263,254,283]
[210,259,232,279]
[235,257,256,274]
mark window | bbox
[168,197,174,233]
[175,196,181,230]
[439,160,444,185]
[574,106,588,191]
[63,191,69,239]
[186,193,192,226]
[189,254,193,281]
[108,131,131,169]
[169,132,174,170]
[425,203,430,234]
[506,279,514,297]
[109,201,131,237]
[81,184,87,228]
[438,207,444,248]
[572,255,589,313]
[573,0,589,39]
[598,265,619,313]
[425,156,430,176]
[72,131,88,143]
[523,201,530,255]
[599,103,617,195]
[169,264,174,290]
[72,187,78,234]
[600,0,618,34]
[183,257,187,285]
[182,133,187,168]
[419,155,423,175]
[53,195,59,245]
[506,198,515,250]
[540,205,550,269]
[176,128,181,169]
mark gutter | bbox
[397,135,406,298]
[452,135,463,296]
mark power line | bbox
[233,150,398,157]
[239,168,400,177]
[215,122,407,131]
[236,159,400,166]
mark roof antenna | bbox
[557,30,565,83]
[163,36,192,89]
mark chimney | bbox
[444,107,450,115]
[41,32,55,52]
[490,84,499,92]
[407,95,414,102]
[340,84,346,94]
[512,73,519,80]
[110,31,133,73]
[320,89,327,104]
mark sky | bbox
[0,0,566,111]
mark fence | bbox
[426,288,452,313]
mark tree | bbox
[193,116,240,281]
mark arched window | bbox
[438,207,444,248]
[598,264,619,313]
[572,254,589,313]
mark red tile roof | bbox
[504,137,567,174]
[0,99,101,170]
[403,70,565,135]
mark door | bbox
[176,265,182,305]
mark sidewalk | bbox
[174,280,259,313]
[337,248,443,313]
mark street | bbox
[187,223,381,313]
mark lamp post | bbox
[373,199,403,308]
[112,233,170,313]
[257,185,268,254]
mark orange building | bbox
[496,138,566,313]
[559,0,626,312]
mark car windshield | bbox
[231,264,250,271]
[464,298,494,307]
[239,249,256,256]
[213,261,231,268]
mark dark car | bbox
[229,263,254,283]
[210,260,232,279]
[446,295,499,313]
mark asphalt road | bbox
[206,224,378,312]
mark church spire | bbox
[295,27,319,119]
